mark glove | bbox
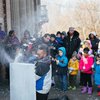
[69,67,74,70]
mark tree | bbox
[74,0,100,39]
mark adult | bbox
[35,44,51,100]
[5,30,20,59]
[34,33,50,51]
[0,26,6,43]
[21,30,33,58]
[61,31,67,48]
[66,27,81,60]
[89,32,99,55]
[4,30,20,80]
[21,30,32,44]
[0,25,7,80]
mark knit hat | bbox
[69,27,75,31]
[84,40,92,48]
[89,32,96,36]
[72,51,77,57]
[62,31,67,36]
[50,34,56,39]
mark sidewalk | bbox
[0,81,100,100]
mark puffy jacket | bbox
[89,34,99,53]
[66,31,81,60]
[68,59,79,75]
[50,40,58,58]
[56,47,68,75]
[35,56,52,94]
[79,56,94,74]
[94,63,100,85]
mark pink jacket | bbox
[79,56,94,74]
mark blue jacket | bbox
[35,56,52,94]
[94,63,100,85]
[57,47,68,67]
[56,37,63,47]
[56,47,68,75]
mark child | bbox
[50,34,59,86]
[78,40,93,57]
[79,47,94,95]
[55,47,68,91]
[56,31,63,47]
[78,40,93,86]
[94,53,100,96]
[83,40,93,55]
[68,51,79,90]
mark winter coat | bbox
[5,36,20,46]
[5,36,20,59]
[89,35,99,54]
[66,31,81,60]
[68,59,79,75]
[56,47,68,75]
[0,30,6,41]
[94,63,100,85]
[35,37,50,46]
[35,56,51,94]
[79,56,94,74]
[50,40,59,75]
[62,36,67,48]
[50,40,58,58]
[56,37,63,47]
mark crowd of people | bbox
[0,26,100,100]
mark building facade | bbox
[0,0,41,38]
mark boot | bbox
[97,92,100,96]
[87,87,92,95]
[81,87,87,94]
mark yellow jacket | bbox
[68,59,79,75]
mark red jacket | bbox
[79,55,94,74]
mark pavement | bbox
[0,81,100,100]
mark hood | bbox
[84,40,92,48]
[58,47,66,56]
[67,30,79,37]
[89,32,97,39]
[89,32,96,36]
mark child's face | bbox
[58,50,63,56]
[57,34,61,37]
[62,35,65,39]
[84,52,88,57]
[72,56,77,61]
[97,57,100,61]
[84,42,89,47]
[50,37,55,42]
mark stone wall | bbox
[0,0,4,29]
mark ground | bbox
[0,81,100,100]
[48,87,100,100]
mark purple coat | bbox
[6,36,20,47]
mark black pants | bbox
[80,72,84,86]
[36,92,49,100]
[82,73,92,87]
[69,74,77,87]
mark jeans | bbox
[59,75,67,91]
